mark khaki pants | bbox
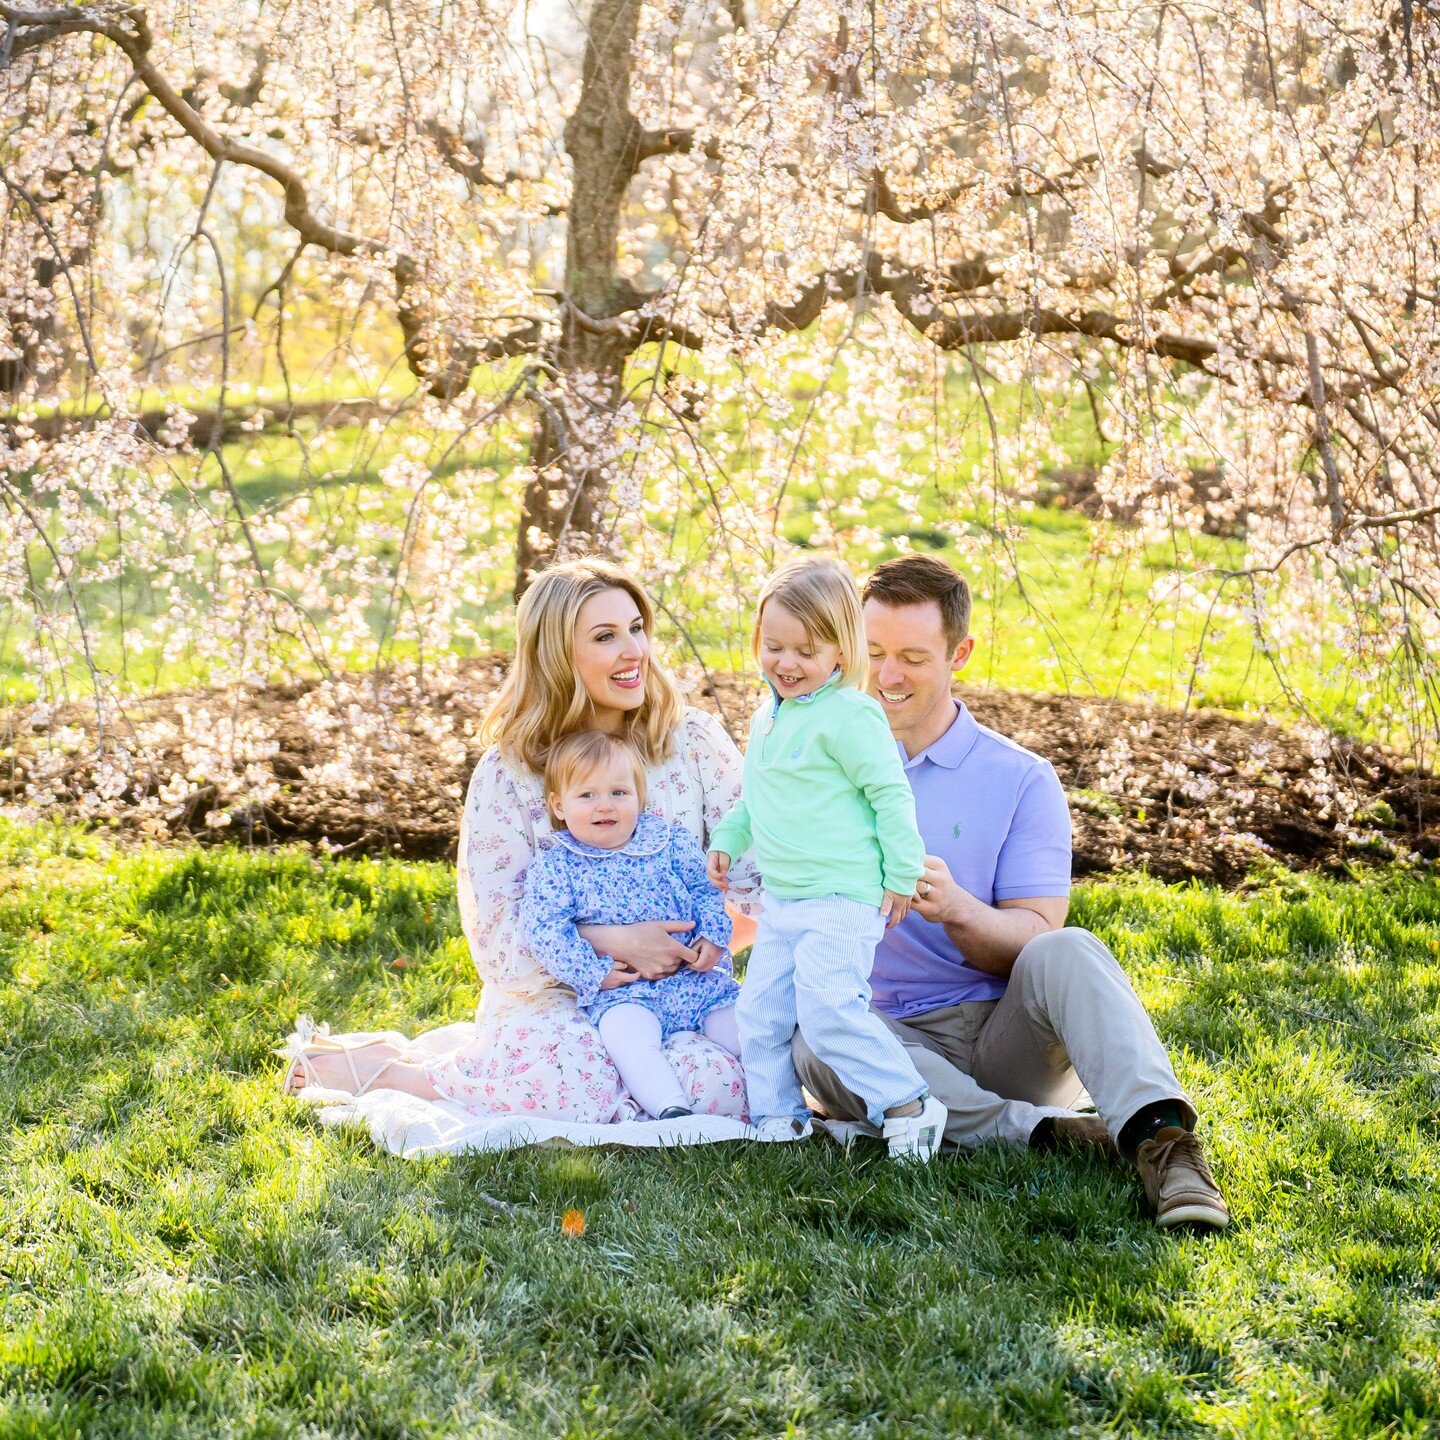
[792,927,1196,1149]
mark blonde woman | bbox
[281,559,753,1121]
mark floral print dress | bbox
[425,708,754,1121]
[520,812,741,1036]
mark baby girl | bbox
[519,729,742,1118]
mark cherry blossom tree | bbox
[2,0,1438,830]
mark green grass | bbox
[3,405,1360,732]
[2,819,1439,1437]
[14,299,1433,747]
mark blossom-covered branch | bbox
[3,0,1440,834]
[1,1,533,397]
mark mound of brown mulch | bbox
[5,661,1439,885]
[960,686,1440,883]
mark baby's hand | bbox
[598,962,640,991]
[706,850,732,891]
[880,890,913,928]
[689,939,725,973]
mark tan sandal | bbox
[277,1016,406,1096]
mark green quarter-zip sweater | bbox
[709,674,926,907]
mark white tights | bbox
[596,1004,741,1118]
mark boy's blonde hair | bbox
[543,730,648,825]
[480,557,684,775]
[753,556,869,690]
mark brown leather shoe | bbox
[1136,1126,1231,1229]
[1050,1113,1118,1155]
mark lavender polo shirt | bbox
[871,700,1072,1018]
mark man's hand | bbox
[706,850,732,891]
[909,855,1068,978]
[912,855,962,925]
[879,889,913,928]
[688,938,726,972]
[598,961,640,991]
[577,920,696,979]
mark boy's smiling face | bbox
[758,599,841,700]
[550,753,641,850]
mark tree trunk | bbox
[514,0,645,597]
[0,256,60,396]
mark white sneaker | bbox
[882,1094,947,1163]
[750,1115,814,1143]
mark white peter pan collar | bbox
[552,810,668,859]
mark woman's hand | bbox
[598,961,640,991]
[880,889,913,928]
[578,920,695,980]
[706,850,732,890]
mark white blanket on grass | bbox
[295,1085,757,1158]
[289,1022,759,1158]
[289,1023,876,1158]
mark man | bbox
[792,554,1230,1229]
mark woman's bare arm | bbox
[577,920,695,978]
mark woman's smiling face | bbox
[573,588,650,729]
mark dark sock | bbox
[1118,1100,1190,1161]
[1029,1116,1057,1151]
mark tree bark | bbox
[514,0,646,596]
[0,255,57,395]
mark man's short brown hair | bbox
[862,555,972,652]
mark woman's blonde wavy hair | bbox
[481,558,685,775]
[753,556,869,691]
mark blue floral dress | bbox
[520,812,740,1037]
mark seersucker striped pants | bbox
[737,893,928,1128]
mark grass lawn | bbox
[3,426,1358,732]
[2,821,1439,1437]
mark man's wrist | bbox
[939,883,978,932]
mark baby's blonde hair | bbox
[753,556,869,690]
[543,730,648,827]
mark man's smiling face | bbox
[863,598,974,753]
